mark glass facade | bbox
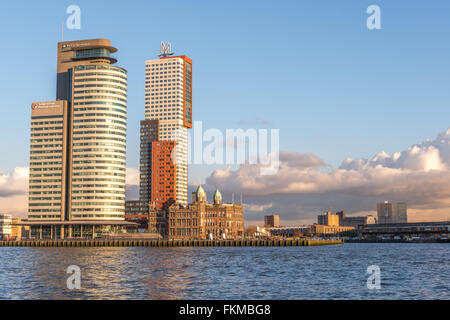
[74,48,112,59]
[28,105,65,220]
[70,65,127,221]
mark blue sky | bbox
[0,0,449,188]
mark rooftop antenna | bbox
[232,192,235,204]
[61,22,64,42]
[240,193,243,204]
[158,41,174,58]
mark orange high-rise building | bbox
[143,44,192,208]
[150,141,177,208]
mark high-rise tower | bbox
[143,45,192,208]
[28,39,130,239]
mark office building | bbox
[264,215,280,228]
[25,39,134,239]
[377,201,408,224]
[29,100,68,221]
[317,211,340,227]
[139,119,160,203]
[144,50,192,208]
[340,214,377,229]
[318,211,376,229]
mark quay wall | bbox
[0,239,343,247]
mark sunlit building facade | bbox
[26,39,133,239]
[377,201,408,224]
[144,54,192,208]
[164,186,245,240]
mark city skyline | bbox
[1,1,450,225]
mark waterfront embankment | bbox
[0,239,342,247]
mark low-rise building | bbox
[340,214,377,229]
[310,224,355,235]
[125,200,149,230]
[361,221,450,238]
[255,226,270,237]
[318,211,377,229]
[269,226,309,238]
[11,218,30,240]
[167,187,244,240]
[126,186,245,240]
[0,214,12,240]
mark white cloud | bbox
[244,203,273,212]
[0,195,28,219]
[0,167,29,218]
[126,167,139,186]
[0,167,28,197]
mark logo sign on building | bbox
[31,101,65,114]
[159,42,173,57]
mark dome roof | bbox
[196,185,205,198]
[214,189,222,202]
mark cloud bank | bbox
[204,128,450,224]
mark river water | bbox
[0,243,448,299]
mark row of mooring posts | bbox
[0,239,343,247]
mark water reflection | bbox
[0,244,449,299]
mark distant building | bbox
[318,211,377,229]
[268,224,354,238]
[361,221,450,238]
[341,215,377,229]
[255,226,270,237]
[264,215,280,228]
[338,211,377,229]
[317,211,340,227]
[0,214,12,240]
[11,218,29,240]
[125,200,150,230]
[269,226,309,238]
[377,202,407,224]
[310,224,355,235]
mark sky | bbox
[0,0,450,224]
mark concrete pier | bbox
[0,239,342,247]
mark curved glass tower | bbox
[58,39,127,221]
[70,64,127,220]
[28,39,129,239]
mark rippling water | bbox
[0,243,448,299]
